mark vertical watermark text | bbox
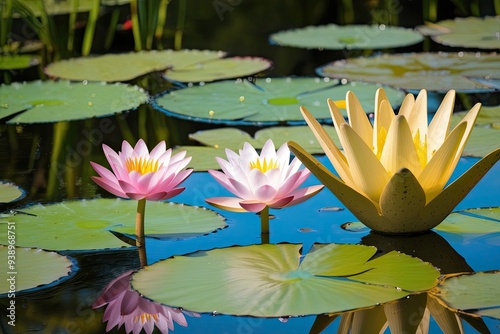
[6,221,16,326]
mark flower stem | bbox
[136,199,147,267]
[260,206,270,244]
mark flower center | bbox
[126,157,160,175]
[249,158,279,173]
[134,313,159,324]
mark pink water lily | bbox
[206,139,324,213]
[91,139,192,201]
[93,270,199,334]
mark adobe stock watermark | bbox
[5,221,17,326]
[213,0,245,21]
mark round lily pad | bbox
[44,50,227,82]
[0,80,148,124]
[432,271,500,320]
[0,54,40,70]
[0,198,227,251]
[449,106,500,157]
[269,24,423,50]
[418,16,500,50]
[163,57,272,83]
[179,125,341,171]
[437,207,500,235]
[0,181,26,203]
[0,246,74,295]
[317,52,500,92]
[153,77,404,125]
[131,243,439,317]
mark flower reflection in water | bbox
[93,270,199,334]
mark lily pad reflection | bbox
[0,246,74,295]
[317,52,500,92]
[0,199,226,251]
[153,78,404,125]
[131,243,439,317]
[270,24,423,50]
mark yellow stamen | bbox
[126,157,160,175]
[249,158,279,173]
[375,126,388,159]
[413,129,428,168]
[333,99,346,109]
[134,313,159,324]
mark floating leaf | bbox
[0,181,25,203]
[45,50,227,82]
[164,57,272,83]
[0,54,40,70]
[153,78,404,125]
[418,16,500,50]
[0,246,74,295]
[448,106,500,157]
[176,126,341,171]
[318,52,500,92]
[131,243,439,317]
[270,24,423,50]
[437,207,500,234]
[432,271,500,320]
[0,80,148,124]
[0,199,226,251]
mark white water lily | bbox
[288,88,500,234]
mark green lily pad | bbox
[44,50,227,82]
[0,181,25,203]
[0,80,148,124]
[154,77,404,125]
[176,126,341,171]
[437,207,500,234]
[418,16,500,50]
[164,57,272,83]
[318,52,500,93]
[0,198,227,251]
[0,54,40,70]
[0,246,74,295]
[432,271,500,319]
[131,243,439,317]
[270,24,423,50]
[449,106,500,157]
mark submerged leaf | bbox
[0,199,226,251]
[0,246,74,295]
[0,54,40,70]
[0,80,148,123]
[131,243,439,317]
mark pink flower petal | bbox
[92,176,128,198]
[228,177,254,199]
[149,141,167,160]
[205,197,248,212]
[254,184,278,202]
[268,196,294,208]
[239,200,267,212]
[286,185,324,206]
[133,139,149,157]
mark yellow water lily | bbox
[288,88,500,234]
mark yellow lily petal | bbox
[384,293,427,334]
[451,102,482,162]
[428,90,455,160]
[338,312,354,334]
[309,314,339,334]
[373,99,395,158]
[346,91,373,147]
[288,141,385,227]
[420,148,500,229]
[300,105,355,187]
[380,115,422,177]
[379,168,426,233]
[416,308,431,334]
[406,89,429,145]
[339,124,391,204]
[418,122,466,202]
[426,295,464,334]
[397,92,415,118]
